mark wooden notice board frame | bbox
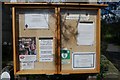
[5,2,107,75]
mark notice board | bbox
[6,3,107,75]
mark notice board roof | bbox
[4,2,108,8]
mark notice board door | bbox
[59,8,101,74]
[12,7,60,75]
[12,5,101,75]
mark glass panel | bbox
[60,9,97,71]
[16,8,57,72]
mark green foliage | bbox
[97,55,109,80]
[101,20,120,45]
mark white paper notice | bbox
[10,0,17,2]
[77,22,94,45]
[39,38,53,62]
[80,14,90,21]
[19,55,36,62]
[25,13,48,29]
[40,55,53,62]
[72,52,96,69]
[66,14,79,20]
[20,61,34,70]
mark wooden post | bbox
[12,7,17,75]
[56,7,61,74]
[96,8,101,72]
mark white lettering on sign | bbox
[62,53,68,59]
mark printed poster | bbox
[19,37,37,55]
[61,49,70,64]
[20,61,34,70]
[18,37,37,70]
[77,22,95,45]
[72,52,96,69]
[25,13,48,29]
[39,38,53,62]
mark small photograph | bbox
[19,37,37,55]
